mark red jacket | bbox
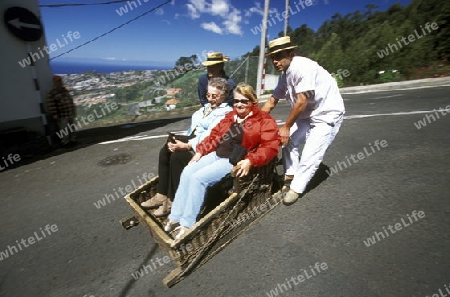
[196,106,280,167]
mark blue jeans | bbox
[169,151,233,228]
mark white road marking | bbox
[99,135,165,144]
[371,94,405,100]
[341,84,450,94]
[99,130,189,144]
[99,109,448,144]
[344,94,404,101]
[344,109,448,119]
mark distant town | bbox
[59,63,208,114]
[61,70,159,107]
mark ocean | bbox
[50,60,171,75]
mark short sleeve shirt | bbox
[273,56,345,125]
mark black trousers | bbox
[157,142,194,201]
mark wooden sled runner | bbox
[120,157,285,287]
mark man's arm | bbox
[261,96,278,113]
[197,75,208,106]
[279,91,313,145]
[226,78,236,106]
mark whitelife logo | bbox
[414,106,450,130]
[326,140,388,176]
[0,224,58,261]
[0,153,21,171]
[115,0,150,16]
[93,172,154,209]
[251,0,313,35]
[363,210,425,247]
[265,262,328,296]
[18,31,81,67]
[376,22,439,59]
[55,101,118,140]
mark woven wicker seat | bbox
[122,156,284,287]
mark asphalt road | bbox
[0,86,449,297]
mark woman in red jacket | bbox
[165,83,280,240]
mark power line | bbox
[40,0,131,8]
[49,0,172,60]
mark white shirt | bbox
[273,56,345,125]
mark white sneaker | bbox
[173,226,190,240]
[283,189,300,206]
[164,220,179,232]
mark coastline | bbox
[50,60,172,75]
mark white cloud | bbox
[187,0,207,18]
[223,7,242,35]
[210,0,229,17]
[201,22,223,34]
[242,2,277,25]
[245,2,263,18]
[187,3,201,19]
[186,0,243,36]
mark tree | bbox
[314,33,345,74]
[175,54,198,68]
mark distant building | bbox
[165,99,180,110]
[166,88,182,97]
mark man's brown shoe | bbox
[153,199,172,217]
[141,193,167,209]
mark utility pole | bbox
[245,55,249,83]
[284,0,290,36]
[256,0,270,97]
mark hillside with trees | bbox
[241,0,449,86]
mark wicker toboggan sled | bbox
[120,157,285,287]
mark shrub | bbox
[378,70,402,83]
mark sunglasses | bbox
[233,99,251,105]
[270,51,288,62]
[206,93,221,99]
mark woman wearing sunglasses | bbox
[141,78,232,216]
[165,83,280,240]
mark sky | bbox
[37,0,413,67]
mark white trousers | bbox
[283,115,343,194]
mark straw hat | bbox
[202,52,229,66]
[266,36,298,56]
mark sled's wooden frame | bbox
[121,157,284,287]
